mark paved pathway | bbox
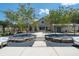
[32,32,47,47]
[33,41,47,47]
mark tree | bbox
[44,6,74,32]
[31,20,39,32]
[0,20,10,33]
[3,4,34,33]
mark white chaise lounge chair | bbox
[72,37,79,46]
[0,37,9,48]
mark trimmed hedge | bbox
[0,32,14,36]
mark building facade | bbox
[52,24,79,33]
[38,18,48,31]
[38,18,79,33]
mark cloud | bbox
[39,9,45,15]
[60,0,78,6]
[45,9,49,14]
[61,3,77,6]
[60,0,79,3]
[39,9,49,15]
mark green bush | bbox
[0,34,2,37]
[1,33,9,36]
[0,32,14,36]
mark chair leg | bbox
[6,42,8,46]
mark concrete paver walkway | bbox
[53,47,79,56]
[32,32,46,47]
[33,41,47,47]
[21,47,57,56]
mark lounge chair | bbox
[0,37,9,48]
[72,37,79,46]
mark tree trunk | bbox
[2,26,5,33]
[73,24,75,36]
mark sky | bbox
[0,3,79,20]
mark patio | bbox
[0,32,79,56]
[0,46,79,56]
